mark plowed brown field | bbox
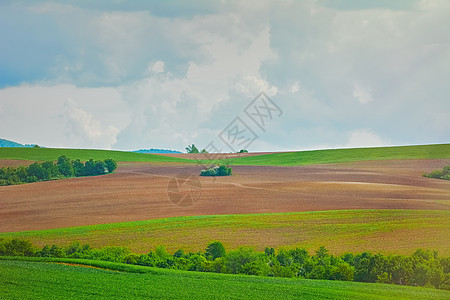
[1,159,449,232]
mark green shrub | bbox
[206,241,226,260]
[200,165,232,176]
[104,158,117,173]
[424,165,450,180]
[0,239,36,256]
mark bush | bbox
[206,241,226,260]
[0,239,36,256]
[224,247,258,274]
[57,156,74,177]
[200,165,232,177]
[104,159,117,173]
[424,166,450,180]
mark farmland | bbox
[1,157,449,232]
[1,144,449,297]
[1,143,449,166]
[1,210,449,255]
[218,144,450,166]
[1,259,449,299]
[0,147,191,163]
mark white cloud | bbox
[0,84,129,149]
[353,82,373,104]
[62,98,119,148]
[150,61,165,74]
[113,15,277,150]
[0,1,449,151]
[232,75,278,98]
[289,82,300,94]
[345,129,389,148]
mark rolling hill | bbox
[0,147,191,163]
[1,258,448,299]
[223,144,450,166]
[0,138,37,148]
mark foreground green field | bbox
[1,258,448,299]
[225,143,450,166]
[2,210,449,255]
[0,147,190,163]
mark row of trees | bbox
[185,144,248,154]
[1,239,448,290]
[0,156,117,186]
[424,165,450,180]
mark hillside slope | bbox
[1,259,448,299]
[0,138,36,148]
[224,144,450,166]
[0,147,191,163]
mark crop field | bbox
[1,158,449,232]
[1,144,449,166]
[2,209,449,255]
[1,259,449,300]
[218,144,450,166]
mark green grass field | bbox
[224,144,450,166]
[0,147,191,163]
[1,143,449,166]
[2,210,448,256]
[1,258,448,299]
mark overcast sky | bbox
[0,0,449,152]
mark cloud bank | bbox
[0,0,448,151]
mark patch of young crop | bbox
[0,147,191,163]
[2,210,448,256]
[221,144,450,166]
[1,259,449,299]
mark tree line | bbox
[185,144,248,154]
[0,156,117,186]
[1,239,448,290]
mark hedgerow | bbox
[0,156,117,186]
[1,239,449,290]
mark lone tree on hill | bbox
[186,144,199,153]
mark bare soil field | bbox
[0,160,35,168]
[0,159,449,232]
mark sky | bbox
[0,0,449,152]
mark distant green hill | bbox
[133,148,182,154]
[1,143,449,165]
[223,143,450,166]
[0,138,37,148]
[0,147,191,163]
